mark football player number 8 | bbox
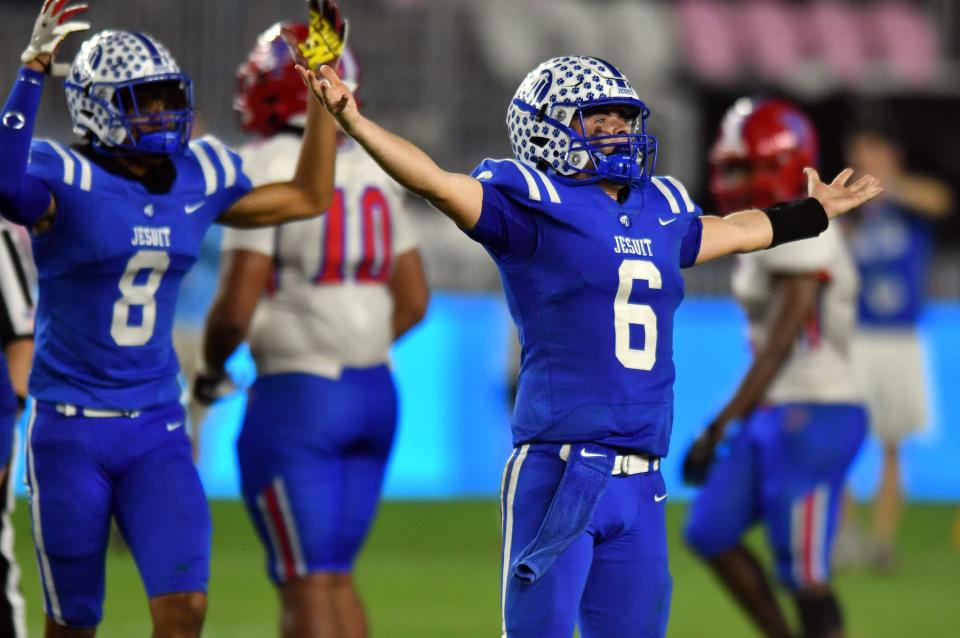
[614,259,661,371]
[111,250,170,346]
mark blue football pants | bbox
[685,403,867,589]
[500,443,671,638]
[237,368,397,584]
[25,400,210,628]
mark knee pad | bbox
[795,591,843,638]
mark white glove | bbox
[21,0,91,77]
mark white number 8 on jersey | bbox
[111,250,170,346]
[614,259,661,371]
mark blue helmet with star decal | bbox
[506,56,657,187]
[65,30,194,155]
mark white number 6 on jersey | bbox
[614,259,661,371]
[111,250,170,346]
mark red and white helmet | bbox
[234,22,360,137]
[709,98,819,213]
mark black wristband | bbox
[762,198,829,248]
[15,394,26,411]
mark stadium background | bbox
[2,0,959,635]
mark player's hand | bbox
[21,0,91,77]
[681,424,722,486]
[297,64,360,132]
[293,0,348,71]
[805,167,884,219]
[191,369,235,406]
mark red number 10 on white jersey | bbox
[313,186,393,284]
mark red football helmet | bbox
[234,22,361,137]
[708,98,819,213]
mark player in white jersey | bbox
[194,27,427,638]
[683,99,867,638]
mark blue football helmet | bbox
[507,56,657,187]
[65,30,194,155]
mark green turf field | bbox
[11,500,959,636]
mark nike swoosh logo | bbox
[166,422,183,431]
[654,493,668,502]
[580,449,606,458]
[184,201,205,214]
[658,217,677,226]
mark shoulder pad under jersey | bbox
[185,135,251,197]
[471,157,564,206]
[648,175,701,216]
[27,139,96,193]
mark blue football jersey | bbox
[850,200,932,327]
[26,136,252,409]
[468,159,702,456]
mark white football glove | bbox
[21,0,91,77]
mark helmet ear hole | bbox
[530,136,549,148]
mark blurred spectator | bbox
[836,112,954,571]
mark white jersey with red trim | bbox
[221,133,416,378]
[732,222,861,404]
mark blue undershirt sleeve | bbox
[0,67,52,227]
[679,216,703,269]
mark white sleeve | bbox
[390,185,417,256]
[0,221,36,339]
[220,226,276,257]
[756,225,836,274]
[239,136,302,188]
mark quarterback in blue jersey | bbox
[0,0,344,635]
[303,55,882,636]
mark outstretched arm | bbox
[694,168,883,265]
[300,64,484,230]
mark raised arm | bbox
[217,97,337,228]
[299,64,484,231]
[217,0,348,229]
[0,1,90,229]
[694,168,883,265]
